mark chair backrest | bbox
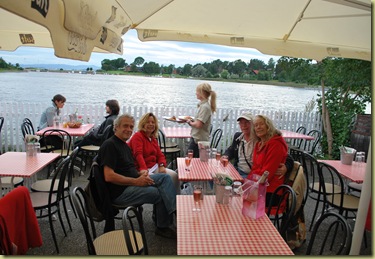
[303,130,321,155]
[71,186,98,255]
[210,128,223,149]
[318,161,347,214]
[21,118,35,138]
[291,126,307,148]
[67,147,80,187]
[122,206,148,255]
[41,129,72,156]
[157,129,167,153]
[306,211,352,255]
[266,184,297,240]
[49,156,71,205]
[301,151,321,197]
[0,117,4,133]
[285,161,307,215]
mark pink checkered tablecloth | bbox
[0,152,60,177]
[36,123,94,137]
[162,127,191,138]
[318,160,366,183]
[177,195,294,255]
[280,130,314,140]
[177,158,243,182]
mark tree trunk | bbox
[320,78,333,158]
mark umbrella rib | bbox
[283,0,312,41]
[129,0,174,28]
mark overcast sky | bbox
[0,30,280,68]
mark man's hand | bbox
[136,171,155,186]
[276,163,287,179]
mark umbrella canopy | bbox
[0,0,371,62]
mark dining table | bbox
[36,123,94,137]
[0,152,60,189]
[177,195,294,255]
[177,157,243,182]
[317,160,366,183]
[280,129,314,140]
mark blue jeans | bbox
[236,166,249,179]
[113,173,176,228]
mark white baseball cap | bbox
[237,112,254,121]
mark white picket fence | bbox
[0,102,322,153]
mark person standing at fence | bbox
[128,112,180,194]
[38,94,66,149]
[186,83,217,157]
[249,114,288,206]
[74,99,119,148]
[224,111,293,179]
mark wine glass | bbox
[221,155,229,173]
[185,156,191,171]
[215,150,221,167]
[193,185,202,212]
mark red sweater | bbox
[128,131,167,171]
[248,134,288,194]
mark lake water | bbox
[0,71,362,112]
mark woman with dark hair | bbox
[38,94,66,130]
[75,99,120,147]
[38,94,66,149]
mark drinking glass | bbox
[185,156,191,171]
[215,150,221,167]
[187,149,194,159]
[193,185,202,212]
[355,152,365,164]
[221,155,229,173]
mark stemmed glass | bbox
[193,185,202,212]
[215,150,221,167]
[185,156,191,171]
[188,149,194,159]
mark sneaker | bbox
[155,227,177,239]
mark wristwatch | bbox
[159,163,165,167]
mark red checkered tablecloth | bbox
[0,152,60,177]
[177,195,294,255]
[162,127,191,138]
[178,158,243,182]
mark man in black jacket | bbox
[224,111,293,178]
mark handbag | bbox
[83,166,104,222]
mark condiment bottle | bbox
[223,186,232,205]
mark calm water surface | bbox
[1,72,321,112]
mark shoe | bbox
[155,227,177,239]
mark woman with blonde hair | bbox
[186,83,217,157]
[248,114,288,206]
[128,112,180,193]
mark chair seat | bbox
[164,147,181,154]
[93,230,143,255]
[348,182,362,191]
[81,145,100,151]
[160,141,178,149]
[1,177,24,187]
[52,149,70,157]
[31,179,68,192]
[310,182,341,194]
[29,192,57,208]
[331,194,360,211]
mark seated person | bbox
[224,112,293,179]
[128,112,180,194]
[248,114,288,206]
[38,94,66,149]
[75,99,119,147]
[97,114,177,239]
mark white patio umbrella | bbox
[0,0,371,62]
[0,0,372,254]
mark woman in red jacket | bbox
[248,114,288,206]
[128,112,180,194]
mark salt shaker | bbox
[223,186,232,205]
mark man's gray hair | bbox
[113,113,135,130]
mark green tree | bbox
[317,58,371,159]
[133,56,145,67]
[191,64,207,77]
[182,64,193,76]
[248,59,266,71]
[143,62,160,74]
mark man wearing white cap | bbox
[223,111,293,178]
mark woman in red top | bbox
[128,112,180,194]
[248,114,288,205]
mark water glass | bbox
[185,156,191,172]
[187,149,194,159]
[210,148,217,165]
[215,150,221,167]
